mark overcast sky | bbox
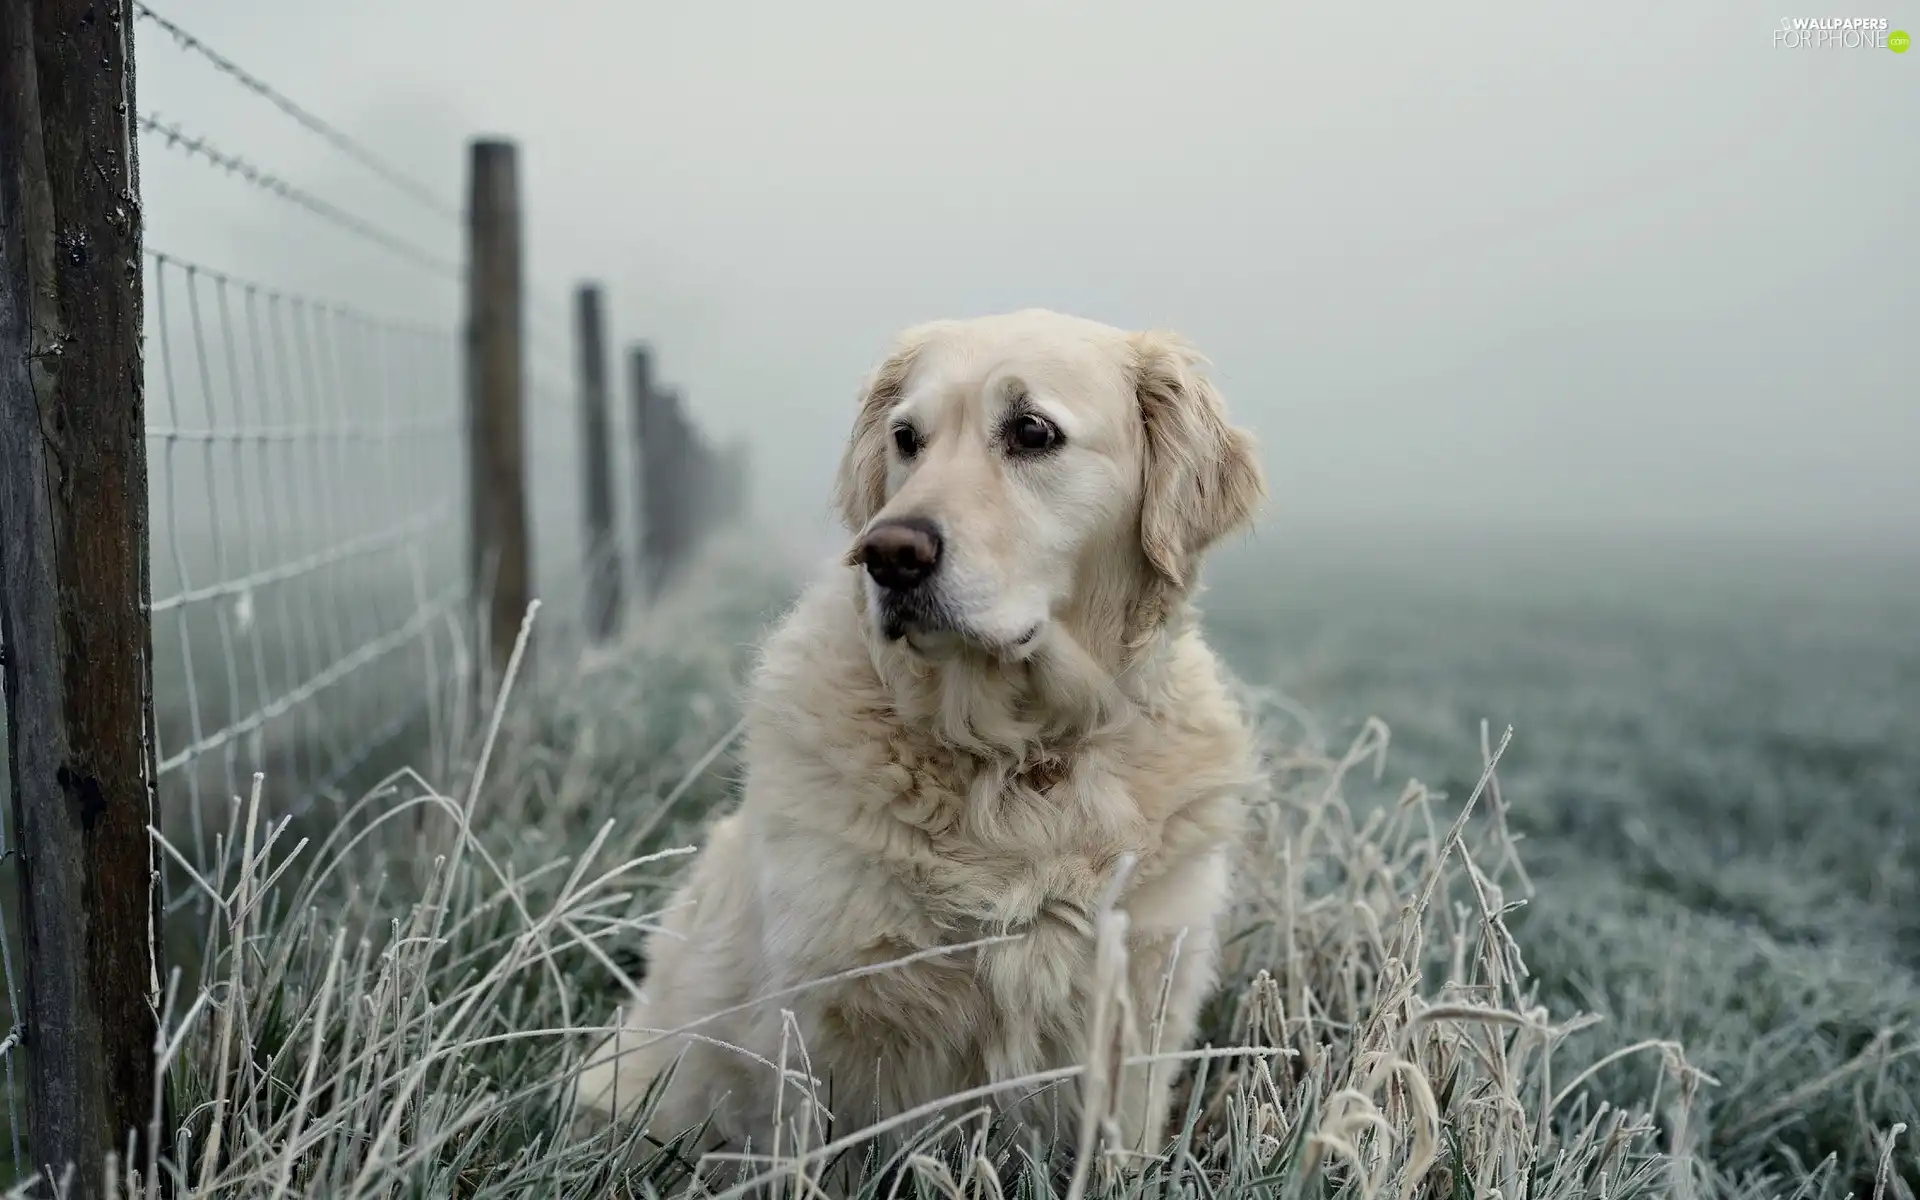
[134,0,1917,560]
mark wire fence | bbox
[0,3,745,1183]
[143,252,469,875]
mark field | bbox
[3,531,1916,1197]
[1203,534,1920,1196]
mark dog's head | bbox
[835,310,1264,664]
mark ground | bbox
[2,533,1915,1197]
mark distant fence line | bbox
[0,1,746,1190]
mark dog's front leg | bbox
[1111,920,1221,1156]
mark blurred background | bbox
[143,1,1914,552]
[3,0,1916,1191]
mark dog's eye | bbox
[1004,413,1061,455]
[892,424,920,458]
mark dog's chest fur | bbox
[765,730,1173,1087]
[873,740,1130,930]
[741,584,1253,1088]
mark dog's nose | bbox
[861,518,943,590]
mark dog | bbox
[574,309,1266,1176]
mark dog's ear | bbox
[833,327,935,534]
[1132,331,1265,590]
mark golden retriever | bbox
[575,309,1266,1172]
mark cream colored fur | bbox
[575,310,1266,1170]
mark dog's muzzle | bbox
[858,517,1042,655]
[860,517,943,592]
[859,517,946,642]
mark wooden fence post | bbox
[679,408,708,553]
[630,345,668,600]
[694,431,720,541]
[658,388,694,589]
[464,138,531,688]
[574,284,619,641]
[0,0,162,1191]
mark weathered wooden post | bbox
[464,138,531,688]
[629,345,669,600]
[659,389,697,585]
[574,283,619,640]
[0,0,163,1190]
[680,409,710,554]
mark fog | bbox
[135,0,1917,560]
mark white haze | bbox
[134,0,1918,563]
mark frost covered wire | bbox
[143,251,469,894]
[137,114,461,277]
[132,1,461,220]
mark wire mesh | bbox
[142,252,470,883]
[0,3,708,1176]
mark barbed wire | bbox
[132,1,585,357]
[139,115,461,277]
[0,7,700,1170]
[132,1,461,221]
